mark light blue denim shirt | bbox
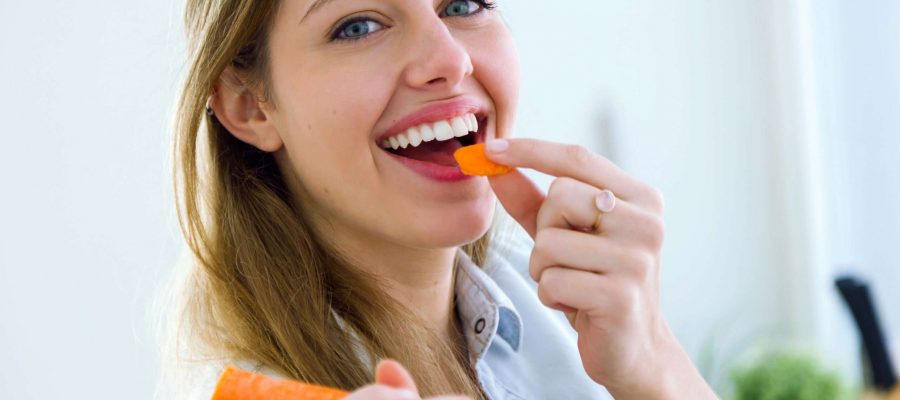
[455,233,613,400]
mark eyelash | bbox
[329,0,498,43]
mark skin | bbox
[212,0,518,348]
[211,0,717,399]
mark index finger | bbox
[484,138,644,201]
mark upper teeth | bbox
[381,113,479,150]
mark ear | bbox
[208,67,283,153]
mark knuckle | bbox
[626,251,655,281]
[535,201,554,229]
[631,210,665,250]
[533,229,556,257]
[548,177,577,197]
[527,253,542,281]
[566,144,596,166]
[644,214,666,249]
[645,186,666,213]
[529,231,553,279]
[522,139,541,154]
[537,269,562,303]
[621,284,642,315]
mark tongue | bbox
[392,139,462,166]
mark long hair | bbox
[160,0,492,398]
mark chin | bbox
[407,199,496,249]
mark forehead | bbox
[292,0,444,23]
[301,0,334,21]
[308,0,343,12]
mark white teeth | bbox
[433,120,455,141]
[381,113,479,150]
[420,124,435,142]
[465,114,475,132]
[407,127,423,147]
[450,116,469,138]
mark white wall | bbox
[0,1,895,399]
[811,0,900,381]
[504,0,900,390]
[0,1,185,398]
[504,0,798,389]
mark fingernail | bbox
[595,190,617,213]
[486,139,509,153]
[396,389,420,399]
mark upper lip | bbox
[375,97,488,144]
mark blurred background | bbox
[1,0,897,399]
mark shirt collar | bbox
[454,248,523,361]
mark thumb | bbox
[488,169,545,239]
[374,359,419,394]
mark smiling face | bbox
[262,0,520,253]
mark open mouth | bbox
[378,112,486,167]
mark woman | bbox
[159,0,719,398]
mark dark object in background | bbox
[835,275,898,391]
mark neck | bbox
[370,245,459,340]
[316,221,461,341]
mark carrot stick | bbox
[212,367,348,400]
[453,144,514,177]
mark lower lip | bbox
[384,151,474,182]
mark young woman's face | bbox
[265,0,519,251]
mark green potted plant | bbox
[730,350,846,400]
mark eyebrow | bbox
[301,0,338,23]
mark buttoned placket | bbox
[455,249,525,399]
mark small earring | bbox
[206,96,215,116]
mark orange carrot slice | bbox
[453,144,513,176]
[212,367,348,400]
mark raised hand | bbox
[485,138,718,400]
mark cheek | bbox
[272,61,394,183]
[268,66,417,235]
[470,26,520,138]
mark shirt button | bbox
[474,318,486,334]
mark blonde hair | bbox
[159,0,494,398]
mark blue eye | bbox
[330,1,496,43]
[334,19,385,41]
[442,0,495,17]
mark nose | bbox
[402,20,474,91]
